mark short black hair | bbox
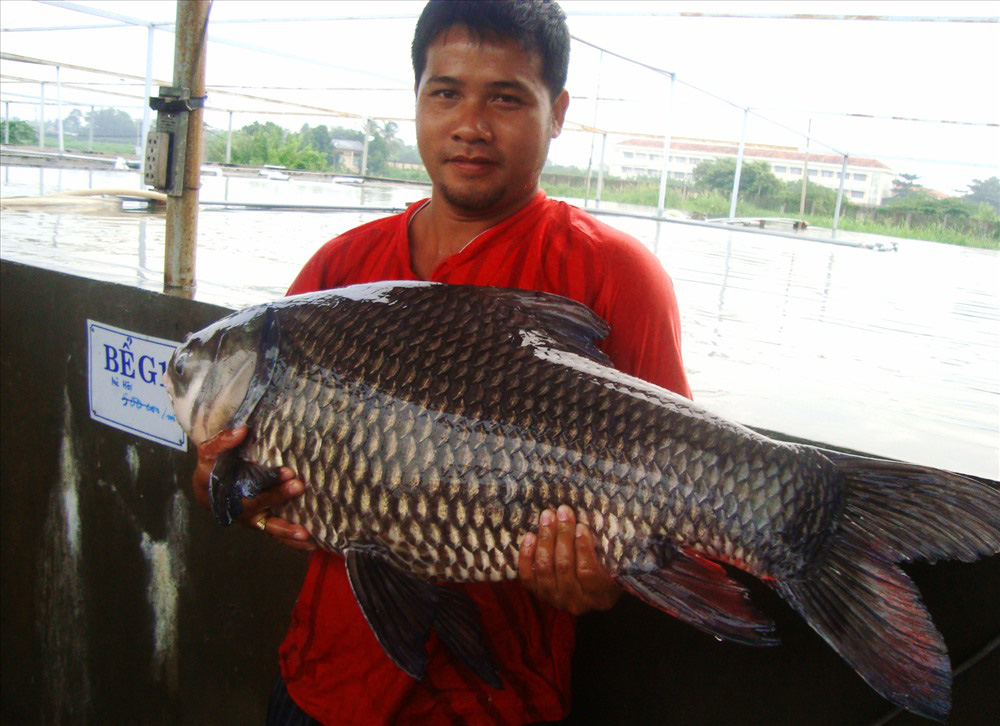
[411,0,570,101]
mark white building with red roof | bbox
[612,138,896,206]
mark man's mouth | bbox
[446,155,500,175]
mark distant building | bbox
[611,138,895,206]
[332,139,364,172]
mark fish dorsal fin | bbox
[617,548,779,646]
[345,546,438,681]
[231,305,280,427]
[476,287,612,368]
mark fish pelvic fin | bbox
[617,548,779,647]
[208,450,282,526]
[344,546,503,689]
[776,453,1000,723]
[434,586,503,689]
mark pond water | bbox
[2,165,998,479]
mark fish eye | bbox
[173,351,188,376]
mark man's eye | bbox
[495,95,522,106]
[432,89,458,100]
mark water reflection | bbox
[1,166,997,479]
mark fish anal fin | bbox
[617,548,778,646]
[208,450,281,526]
[345,546,437,682]
[434,586,503,689]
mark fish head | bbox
[165,305,270,447]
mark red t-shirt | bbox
[280,190,690,725]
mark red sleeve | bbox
[594,237,691,399]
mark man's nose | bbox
[451,102,494,144]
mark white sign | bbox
[86,320,186,450]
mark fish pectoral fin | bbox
[344,546,437,681]
[434,586,503,689]
[208,450,282,526]
[617,549,778,646]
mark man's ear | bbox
[550,89,569,139]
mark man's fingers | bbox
[574,523,605,590]
[574,522,621,610]
[192,427,249,511]
[532,509,559,606]
[518,532,537,587]
[263,516,316,551]
[553,505,578,579]
[197,426,247,461]
[247,476,304,511]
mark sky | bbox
[1,0,998,195]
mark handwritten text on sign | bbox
[87,320,186,450]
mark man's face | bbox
[415,25,569,218]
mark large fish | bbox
[165,281,999,721]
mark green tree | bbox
[890,172,923,198]
[963,176,999,214]
[204,121,329,170]
[300,123,334,165]
[87,108,138,142]
[63,109,84,136]
[1,119,38,144]
[692,157,781,203]
[393,143,423,165]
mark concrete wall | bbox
[2,259,997,725]
[1,261,308,725]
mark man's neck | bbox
[409,189,539,279]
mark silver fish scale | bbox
[242,285,843,583]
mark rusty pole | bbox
[164,0,210,296]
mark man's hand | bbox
[518,505,621,615]
[192,426,315,551]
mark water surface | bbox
[3,165,997,478]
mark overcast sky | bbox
[1,0,998,194]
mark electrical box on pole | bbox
[144,86,205,196]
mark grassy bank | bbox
[36,137,137,156]
[541,182,999,250]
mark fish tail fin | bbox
[209,449,282,526]
[775,453,1000,722]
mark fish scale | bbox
[234,285,831,584]
[166,281,1000,718]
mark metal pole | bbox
[799,118,811,216]
[595,132,607,208]
[656,72,675,218]
[832,155,848,238]
[39,82,46,150]
[3,101,9,144]
[140,24,155,178]
[164,0,210,295]
[729,107,749,220]
[225,110,233,163]
[88,105,94,152]
[360,118,371,178]
[56,66,65,154]
[584,49,603,204]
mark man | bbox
[193,1,690,723]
